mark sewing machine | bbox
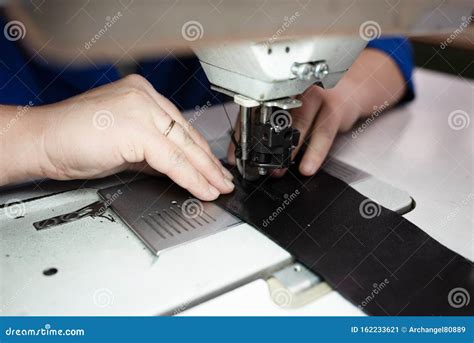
[1,0,472,315]
[193,37,367,179]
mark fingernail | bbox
[222,167,234,180]
[224,178,235,190]
[209,185,220,197]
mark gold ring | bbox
[163,119,176,137]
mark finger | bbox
[143,133,221,201]
[121,76,216,156]
[165,121,234,194]
[291,86,324,159]
[271,89,323,178]
[126,75,231,178]
[174,117,231,179]
[299,104,341,176]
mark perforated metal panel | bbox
[99,178,240,255]
[140,202,219,239]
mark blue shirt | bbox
[0,16,414,109]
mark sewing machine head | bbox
[193,37,367,179]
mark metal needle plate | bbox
[99,178,240,255]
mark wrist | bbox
[0,104,52,185]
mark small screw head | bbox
[291,63,313,80]
[314,62,329,80]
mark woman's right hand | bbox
[2,74,234,200]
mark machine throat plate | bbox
[99,178,240,255]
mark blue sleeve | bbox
[138,56,226,112]
[0,15,121,106]
[366,36,415,104]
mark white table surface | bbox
[183,68,473,316]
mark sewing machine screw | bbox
[314,62,329,81]
[291,62,313,80]
[291,61,329,81]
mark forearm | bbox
[0,105,47,186]
[333,48,408,118]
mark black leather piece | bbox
[215,168,473,316]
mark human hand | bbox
[280,83,361,176]
[227,84,361,176]
[32,75,234,200]
[227,48,407,177]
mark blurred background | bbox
[411,17,473,78]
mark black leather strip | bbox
[215,168,473,316]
